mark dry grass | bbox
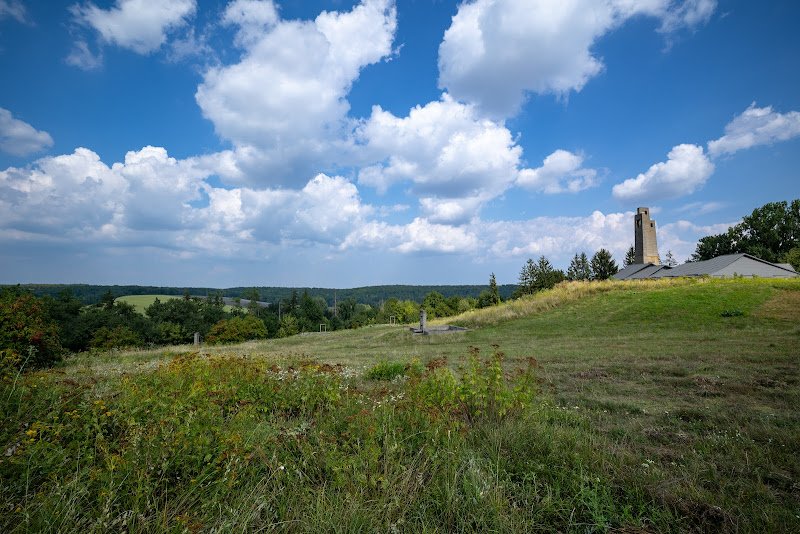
[445,277,701,328]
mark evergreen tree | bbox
[488,273,501,305]
[664,250,678,267]
[567,253,591,280]
[517,256,564,296]
[591,249,619,280]
[624,245,636,267]
[517,258,537,296]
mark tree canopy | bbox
[567,253,592,281]
[591,249,619,280]
[517,256,566,296]
[691,199,800,263]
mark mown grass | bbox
[115,295,181,314]
[3,277,799,532]
[116,294,236,314]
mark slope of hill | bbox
[2,278,798,532]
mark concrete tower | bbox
[634,207,660,265]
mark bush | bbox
[364,360,407,381]
[90,325,143,350]
[0,289,62,369]
[410,346,538,423]
[206,315,268,344]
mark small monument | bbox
[634,207,660,265]
[409,308,467,335]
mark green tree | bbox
[42,289,83,351]
[517,256,565,296]
[422,291,455,318]
[0,289,62,369]
[277,314,300,338]
[242,287,261,315]
[664,250,678,267]
[691,199,800,261]
[100,290,116,310]
[591,249,619,280]
[624,245,636,267]
[781,246,800,271]
[298,291,326,331]
[488,273,501,305]
[566,252,592,281]
[517,258,537,296]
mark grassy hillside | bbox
[2,278,798,532]
[115,294,181,314]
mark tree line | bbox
[7,283,519,308]
[514,249,619,297]
[691,199,800,269]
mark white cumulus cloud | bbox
[483,210,632,261]
[223,0,279,47]
[70,0,196,57]
[517,149,598,194]
[357,94,534,222]
[0,145,376,255]
[341,217,479,255]
[612,143,714,202]
[438,0,717,117]
[0,148,126,237]
[0,108,54,156]
[707,103,800,157]
[195,0,396,186]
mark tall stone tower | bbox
[634,207,660,265]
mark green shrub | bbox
[90,325,143,350]
[364,360,407,380]
[0,289,62,369]
[206,315,268,344]
[409,346,538,423]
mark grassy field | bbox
[115,294,181,314]
[2,277,799,532]
[116,294,236,314]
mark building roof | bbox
[613,263,653,280]
[614,253,798,280]
[652,253,797,278]
[613,263,671,280]
[628,264,670,279]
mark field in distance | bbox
[115,294,181,314]
[3,277,798,532]
[116,294,236,314]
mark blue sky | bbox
[1,0,798,287]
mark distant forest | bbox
[4,284,518,308]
